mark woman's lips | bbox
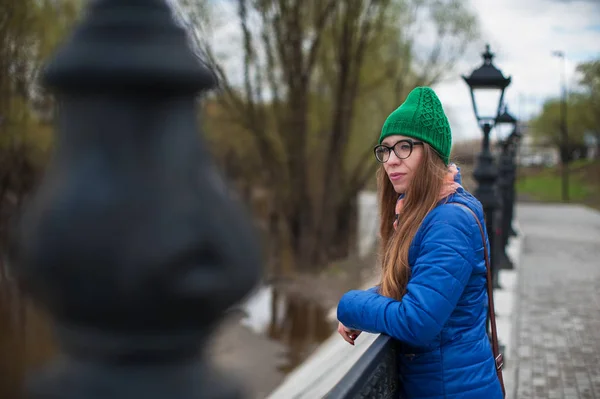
[389,172,406,181]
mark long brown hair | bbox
[378,144,448,300]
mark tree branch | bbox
[239,0,257,119]
[304,0,337,78]
[341,146,379,206]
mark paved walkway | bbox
[512,204,600,399]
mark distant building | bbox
[516,126,559,167]
[584,131,599,160]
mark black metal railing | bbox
[325,335,402,399]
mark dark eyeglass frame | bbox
[373,139,424,163]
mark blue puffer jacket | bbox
[337,178,503,398]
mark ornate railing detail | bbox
[325,335,401,399]
[10,0,261,397]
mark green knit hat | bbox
[379,86,452,165]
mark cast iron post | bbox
[552,50,570,202]
[472,123,501,287]
[508,128,522,237]
[496,137,515,270]
[495,108,518,270]
[11,1,262,398]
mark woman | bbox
[336,86,504,399]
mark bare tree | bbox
[176,0,479,275]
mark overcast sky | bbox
[436,0,600,141]
[198,0,600,142]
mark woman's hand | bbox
[337,322,361,346]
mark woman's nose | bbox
[387,150,402,165]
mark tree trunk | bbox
[331,195,359,260]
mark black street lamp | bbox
[552,50,570,202]
[462,44,512,289]
[507,126,523,238]
[11,0,262,397]
[495,106,518,270]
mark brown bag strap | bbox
[453,204,506,397]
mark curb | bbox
[498,222,525,399]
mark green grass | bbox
[517,174,589,202]
[517,160,600,207]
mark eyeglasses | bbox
[374,140,423,163]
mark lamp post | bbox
[495,106,518,270]
[552,50,569,202]
[507,126,523,238]
[462,44,512,289]
[11,1,262,398]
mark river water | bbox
[239,284,334,373]
[236,191,379,373]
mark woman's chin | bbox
[392,183,406,194]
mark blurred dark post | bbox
[10,0,262,398]
[462,44,512,289]
[495,107,518,270]
[496,142,513,269]
[508,127,523,237]
[552,50,569,202]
